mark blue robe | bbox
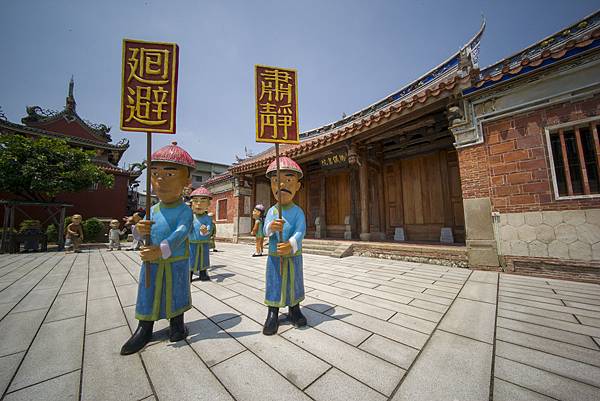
[189,212,212,275]
[263,203,306,307]
[135,201,192,321]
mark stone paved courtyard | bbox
[0,243,599,401]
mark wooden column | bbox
[376,145,386,240]
[319,174,326,238]
[359,148,370,241]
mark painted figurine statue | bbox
[120,141,195,355]
[107,219,127,251]
[262,157,307,335]
[65,214,84,253]
[189,187,213,282]
[124,213,144,251]
[251,204,265,257]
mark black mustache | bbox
[276,189,293,195]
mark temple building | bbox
[231,11,600,279]
[0,78,139,223]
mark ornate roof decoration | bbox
[203,171,234,186]
[298,18,485,141]
[0,107,6,121]
[0,119,129,151]
[466,10,600,93]
[21,78,113,142]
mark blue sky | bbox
[1,0,598,170]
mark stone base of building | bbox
[502,255,600,284]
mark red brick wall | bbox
[208,191,236,224]
[458,95,600,213]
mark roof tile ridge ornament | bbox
[297,18,486,142]
[476,9,600,83]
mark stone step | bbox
[302,249,333,257]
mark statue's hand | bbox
[140,245,162,262]
[276,241,293,256]
[270,219,285,232]
[136,220,154,236]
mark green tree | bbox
[0,134,114,201]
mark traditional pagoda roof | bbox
[0,119,129,151]
[231,21,485,175]
[203,171,234,186]
[21,77,121,145]
[465,10,600,94]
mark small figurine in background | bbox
[251,204,265,257]
[189,187,213,282]
[65,214,84,253]
[120,141,194,356]
[123,213,144,251]
[107,219,127,251]
[209,212,217,252]
[262,157,307,335]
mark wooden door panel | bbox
[326,172,350,226]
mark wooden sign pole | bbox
[145,132,152,288]
[275,144,283,275]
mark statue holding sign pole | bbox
[255,65,306,335]
[119,39,192,355]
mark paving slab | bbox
[85,296,127,334]
[498,301,579,322]
[496,326,600,368]
[302,306,371,346]
[192,290,242,323]
[392,330,492,401]
[497,316,599,349]
[45,291,86,322]
[305,368,387,401]
[495,356,600,401]
[498,308,600,337]
[496,340,600,387]
[282,326,403,395]
[0,352,24,395]
[458,281,497,304]
[9,316,84,392]
[324,306,428,349]
[185,307,246,367]
[81,325,153,401]
[211,351,310,401]
[219,315,330,389]
[493,378,555,401]
[0,309,46,357]
[469,270,498,284]
[358,334,418,370]
[114,283,138,307]
[3,370,80,401]
[87,280,116,300]
[141,337,233,401]
[438,298,496,343]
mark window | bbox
[217,198,228,221]
[193,175,203,183]
[548,120,600,198]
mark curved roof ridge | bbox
[476,9,600,81]
[299,18,485,140]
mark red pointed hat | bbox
[151,141,195,169]
[190,186,212,199]
[266,156,303,179]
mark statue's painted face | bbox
[252,208,261,219]
[150,162,191,204]
[270,171,301,205]
[182,186,193,197]
[191,196,211,214]
[72,215,82,225]
[110,220,119,229]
